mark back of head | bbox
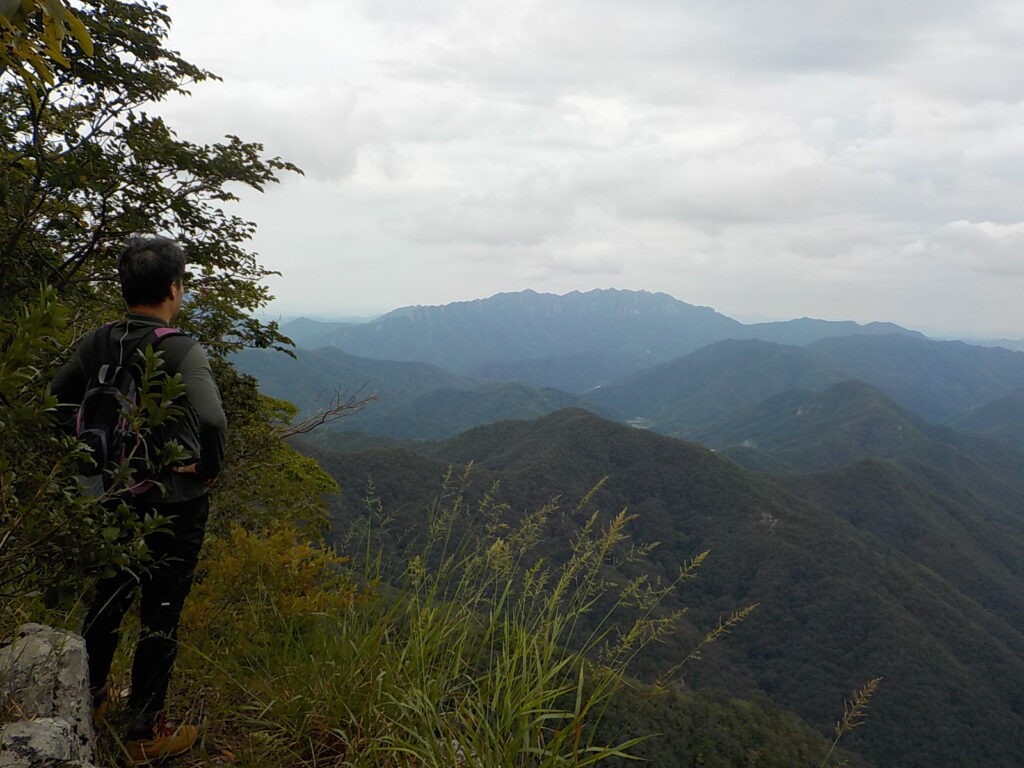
[118,236,186,307]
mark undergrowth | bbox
[92,469,731,767]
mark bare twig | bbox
[277,388,378,439]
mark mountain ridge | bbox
[281,288,923,391]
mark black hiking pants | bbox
[82,494,209,718]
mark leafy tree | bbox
[1,0,296,353]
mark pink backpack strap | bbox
[152,327,183,339]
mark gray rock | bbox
[0,624,96,765]
[1,718,73,765]
[0,718,104,766]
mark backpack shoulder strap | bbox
[153,327,184,341]
[148,327,192,370]
[87,323,118,376]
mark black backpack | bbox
[74,324,184,497]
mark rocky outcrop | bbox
[0,623,102,768]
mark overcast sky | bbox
[156,0,1024,338]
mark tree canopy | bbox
[1,0,297,352]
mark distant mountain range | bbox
[302,408,1024,768]
[281,289,921,391]
[237,290,1024,444]
[965,337,1024,352]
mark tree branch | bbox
[277,388,378,439]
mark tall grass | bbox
[137,468,724,767]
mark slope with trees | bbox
[951,385,1024,452]
[585,339,846,431]
[234,346,619,439]
[233,346,476,416]
[805,334,1024,422]
[311,408,1024,768]
[585,336,1024,435]
[686,381,1024,627]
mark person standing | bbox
[51,235,226,764]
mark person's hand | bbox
[173,463,218,488]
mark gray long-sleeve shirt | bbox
[51,313,227,503]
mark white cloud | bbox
[919,220,1024,275]
[155,0,1024,337]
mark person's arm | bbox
[174,343,227,480]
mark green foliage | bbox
[0,288,165,614]
[0,0,311,606]
[0,0,327,659]
[594,688,872,768]
[0,0,92,99]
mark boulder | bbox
[0,624,100,767]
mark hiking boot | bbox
[125,711,198,765]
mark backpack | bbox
[74,324,185,497]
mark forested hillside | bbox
[690,381,1024,624]
[239,328,1024,447]
[952,385,1024,451]
[585,339,847,430]
[307,408,1024,768]
[586,335,1024,433]
[235,346,619,438]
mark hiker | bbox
[51,235,226,764]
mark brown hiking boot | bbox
[125,711,198,765]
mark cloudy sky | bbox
[157,0,1024,338]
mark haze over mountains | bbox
[240,288,1024,445]
[234,288,1024,767]
[278,289,921,392]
